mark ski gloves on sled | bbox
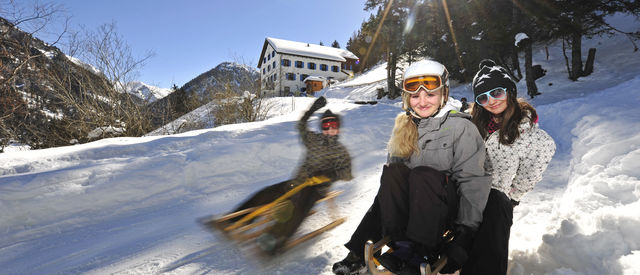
[441,225,474,274]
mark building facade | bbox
[257,37,358,97]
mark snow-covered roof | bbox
[303,76,326,82]
[258,37,358,67]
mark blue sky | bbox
[28,0,372,88]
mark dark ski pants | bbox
[344,194,382,259]
[232,180,292,215]
[344,163,455,257]
[231,179,330,249]
[268,183,329,246]
[461,188,513,275]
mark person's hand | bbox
[511,199,520,208]
[302,96,327,121]
[440,225,473,274]
[440,243,467,273]
[309,96,327,112]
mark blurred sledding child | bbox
[225,96,353,254]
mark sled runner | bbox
[199,176,345,254]
[364,236,448,275]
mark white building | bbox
[257,37,359,96]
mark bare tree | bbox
[2,2,157,149]
[212,85,272,127]
[1,0,69,86]
[73,22,156,137]
[0,0,73,150]
[1,0,65,35]
[79,22,154,92]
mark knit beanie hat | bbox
[472,59,517,98]
[320,109,340,128]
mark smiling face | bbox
[482,91,509,116]
[408,88,442,118]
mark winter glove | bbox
[323,170,339,182]
[311,170,338,182]
[440,225,474,274]
[302,96,327,121]
[511,199,520,207]
[310,96,327,112]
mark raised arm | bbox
[297,96,327,144]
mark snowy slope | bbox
[2,15,640,275]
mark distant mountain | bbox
[125,81,171,103]
[182,62,259,100]
[64,56,171,103]
[148,62,259,128]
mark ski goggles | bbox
[403,75,444,94]
[475,87,507,106]
[321,118,339,130]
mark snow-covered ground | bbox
[2,15,640,275]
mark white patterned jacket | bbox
[484,112,556,202]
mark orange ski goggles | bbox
[403,75,444,94]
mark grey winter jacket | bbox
[391,108,491,231]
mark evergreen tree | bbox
[347,0,640,89]
[364,0,412,99]
[347,13,384,72]
[331,40,340,48]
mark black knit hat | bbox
[472,59,517,99]
[320,109,340,128]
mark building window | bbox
[263,57,266,64]
[295,61,304,68]
[331,65,339,72]
[273,61,276,69]
[286,73,295,80]
[272,73,277,81]
[263,68,266,74]
[282,59,291,67]
[307,62,316,70]
[301,74,309,82]
[268,54,271,61]
[320,64,328,71]
[268,64,271,71]
[272,51,275,58]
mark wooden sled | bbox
[364,236,448,275]
[200,176,345,252]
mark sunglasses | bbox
[321,118,339,130]
[403,75,443,94]
[475,87,507,106]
